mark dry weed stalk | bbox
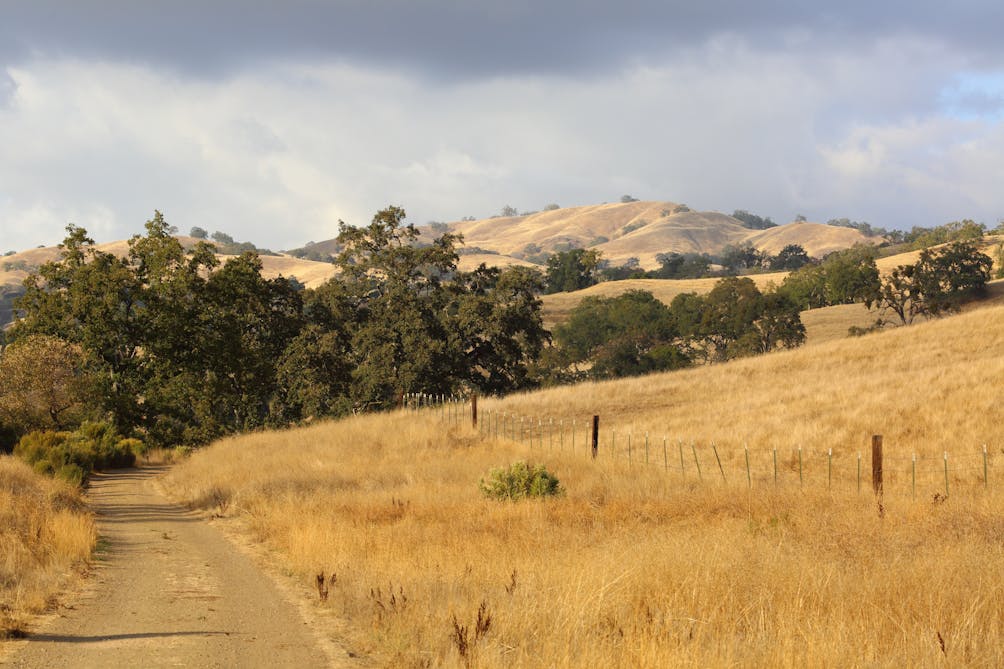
[451,601,493,665]
[315,572,331,602]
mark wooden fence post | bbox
[471,393,478,429]
[872,435,883,496]
[591,415,599,459]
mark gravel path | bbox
[1,467,347,668]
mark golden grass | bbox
[800,302,882,345]
[456,255,542,273]
[744,221,879,256]
[256,254,337,288]
[0,457,95,636]
[166,304,1004,667]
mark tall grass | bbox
[166,304,1004,667]
[0,456,95,637]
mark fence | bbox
[403,393,998,498]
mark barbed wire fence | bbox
[404,392,997,499]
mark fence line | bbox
[403,393,998,497]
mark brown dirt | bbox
[0,467,356,668]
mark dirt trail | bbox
[2,467,347,668]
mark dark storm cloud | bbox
[1,1,1003,78]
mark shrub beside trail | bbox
[14,421,141,485]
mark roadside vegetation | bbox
[0,456,95,638]
[167,302,1004,667]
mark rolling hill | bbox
[0,237,337,290]
[0,238,339,328]
[290,200,880,271]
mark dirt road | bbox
[1,467,347,668]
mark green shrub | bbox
[55,464,87,487]
[118,438,148,459]
[15,431,72,473]
[13,421,139,483]
[479,461,563,501]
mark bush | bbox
[13,421,139,483]
[55,463,87,487]
[479,461,563,500]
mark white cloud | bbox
[0,36,1002,252]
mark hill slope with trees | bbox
[287,200,877,271]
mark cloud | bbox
[0,24,1003,252]
[2,1,1004,80]
[0,68,15,108]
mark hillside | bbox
[444,202,877,269]
[285,201,878,271]
[0,237,337,295]
[540,242,1004,338]
[165,301,1004,666]
[743,220,878,256]
[1,237,338,329]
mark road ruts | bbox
[1,467,339,668]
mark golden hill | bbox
[743,220,878,256]
[166,300,1004,667]
[0,237,337,291]
[442,202,877,270]
[456,253,540,272]
[283,201,879,272]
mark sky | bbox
[2,1,1004,252]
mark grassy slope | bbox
[167,304,1004,667]
[449,208,874,270]
[0,237,337,291]
[289,202,875,272]
[0,457,95,637]
[541,240,1004,338]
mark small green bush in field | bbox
[479,461,563,500]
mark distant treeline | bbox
[188,227,277,256]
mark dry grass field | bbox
[0,457,95,637]
[166,302,1004,667]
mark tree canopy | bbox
[544,249,602,294]
[546,279,806,381]
[9,208,548,447]
[873,241,991,325]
